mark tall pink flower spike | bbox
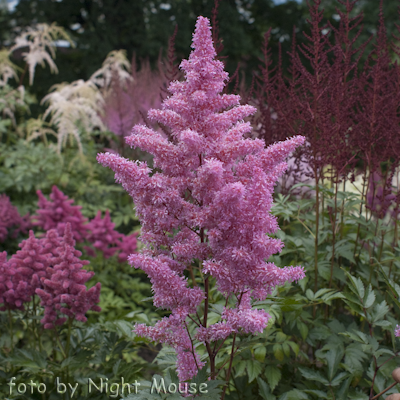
[98,16,305,381]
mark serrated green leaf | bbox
[363,285,376,309]
[255,346,267,362]
[273,344,284,361]
[298,367,329,385]
[247,360,263,383]
[265,365,281,391]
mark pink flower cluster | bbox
[98,16,305,381]
[36,224,101,329]
[34,186,89,242]
[85,210,122,258]
[0,194,31,243]
[33,186,138,262]
[0,223,101,328]
[395,325,400,337]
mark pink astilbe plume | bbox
[98,16,305,381]
[33,186,89,242]
[7,231,51,307]
[0,194,31,242]
[0,251,19,310]
[101,58,166,148]
[117,231,138,263]
[85,210,122,258]
[36,223,101,329]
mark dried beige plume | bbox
[90,49,133,89]
[0,49,20,86]
[10,22,74,85]
[41,80,105,154]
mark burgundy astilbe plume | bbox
[0,194,31,243]
[253,0,375,191]
[366,170,398,220]
[33,186,89,242]
[36,223,101,329]
[98,16,305,381]
[85,210,122,258]
[352,3,400,182]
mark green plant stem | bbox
[54,328,67,359]
[371,381,397,400]
[8,308,14,352]
[389,214,398,278]
[65,317,72,357]
[329,174,339,289]
[353,168,368,262]
[220,333,237,400]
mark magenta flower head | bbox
[0,194,31,243]
[36,223,101,329]
[8,231,52,307]
[85,210,123,258]
[0,251,20,310]
[33,186,89,242]
[98,16,305,381]
[117,231,138,263]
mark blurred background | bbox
[1,0,398,119]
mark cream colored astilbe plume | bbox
[90,50,132,89]
[0,49,20,86]
[10,23,74,85]
[0,85,27,129]
[42,80,105,154]
[25,117,57,145]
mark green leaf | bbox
[273,344,284,361]
[330,372,349,387]
[297,322,308,340]
[325,348,344,381]
[371,301,389,323]
[298,367,329,385]
[363,285,376,309]
[254,346,267,362]
[257,378,276,400]
[343,270,365,299]
[247,360,263,383]
[265,365,281,391]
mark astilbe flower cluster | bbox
[98,16,305,381]
[34,185,88,242]
[8,231,51,307]
[36,224,101,329]
[0,194,31,243]
[0,223,101,327]
[85,210,122,258]
[117,232,139,263]
[32,186,138,261]
[0,251,18,310]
